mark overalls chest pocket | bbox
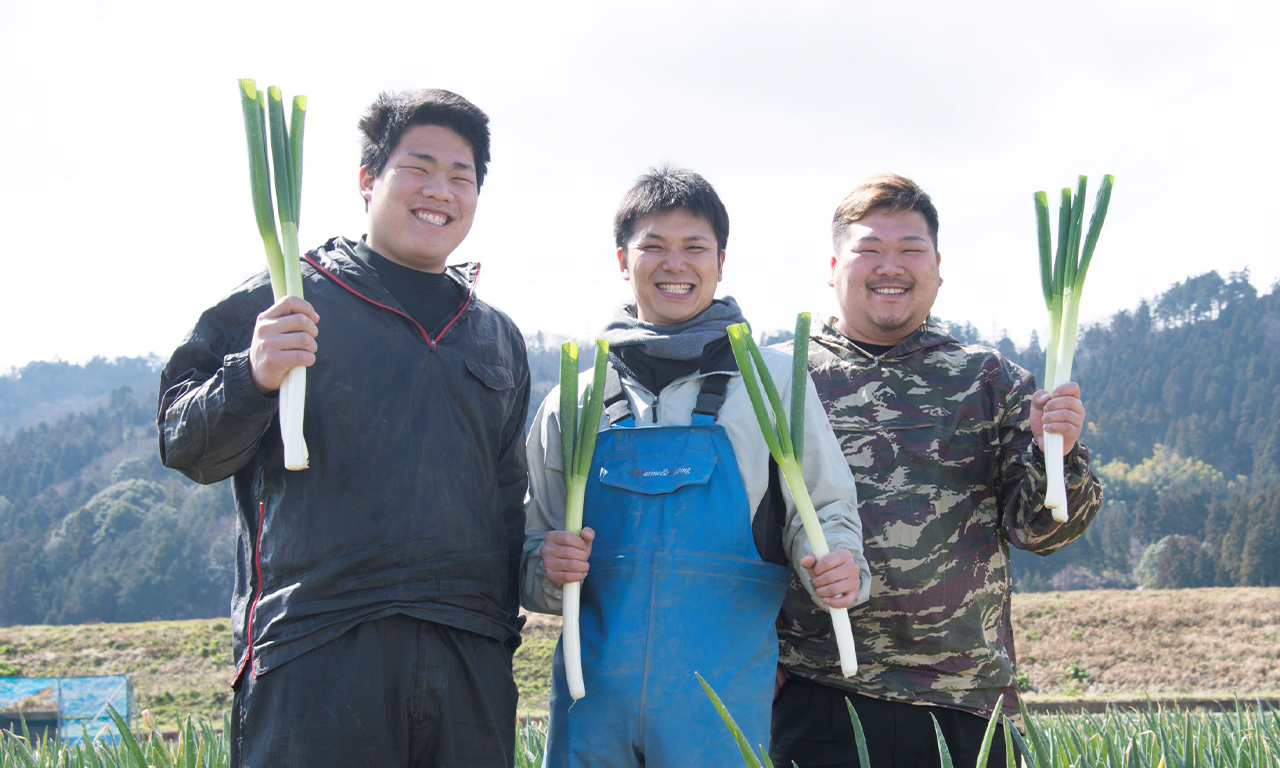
[595,427,718,496]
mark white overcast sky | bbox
[2,0,1276,372]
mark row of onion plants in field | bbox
[2,701,1276,767]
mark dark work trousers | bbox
[770,676,1019,768]
[230,614,518,768]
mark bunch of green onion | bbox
[727,313,857,677]
[238,79,309,470]
[1034,175,1114,519]
[558,339,609,700]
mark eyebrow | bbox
[853,235,929,245]
[405,152,475,172]
[636,232,713,244]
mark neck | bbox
[835,318,914,348]
[363,235,447,274]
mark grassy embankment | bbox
[2,588,1277,730]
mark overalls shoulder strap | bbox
[602,342,735,427]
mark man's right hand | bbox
[542,527,595,586]
[250,296,320,394]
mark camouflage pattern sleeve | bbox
[996,366,1105,554]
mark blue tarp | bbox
[0,675,130,744]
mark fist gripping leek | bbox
[558,339,609,700]
[239,79,309,470]
[727,314,857,677]
[1034,175,1114,520]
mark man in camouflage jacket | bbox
[770,174,1103,768]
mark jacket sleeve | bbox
[520,390,570,615]
[997,368,1104,554]
[157,282,279,485]
[774,356,872,609]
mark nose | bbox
[874,251,906,277]
[420,174,454,202]
[660,251,689,273]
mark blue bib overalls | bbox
[545,368,791,766]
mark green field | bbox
[2,588,1277,731]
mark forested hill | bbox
[998,270,1280,590]
[0,270,1277,626]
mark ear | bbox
[936,250,943,285]
[716,250,726,282]
[358,166,376,203]
[828,254,838,288]
[617,247,630,281]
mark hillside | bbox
[2,588,1275,729]
[1,269,1279,632]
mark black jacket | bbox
[158,237,530,683]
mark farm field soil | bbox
[1,588,1276,729]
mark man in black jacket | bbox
[158,89,530,768]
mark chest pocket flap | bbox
[596,428,719,496]
[465,359,515,390]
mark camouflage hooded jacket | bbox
[776,318,1103,723]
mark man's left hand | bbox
[1031,382,1086,456]
[800,549,860,610]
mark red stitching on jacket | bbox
[231,499,267,687]
[302,253,478,349]
[434,263,480,343]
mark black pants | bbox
[230,614,518,768]
[770,677,1018,768]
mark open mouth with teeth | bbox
[656,283,695,296]
[870,285,909,296]
[414,210,451,226]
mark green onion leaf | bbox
[1075,174,1114,291]
[289,96,307,223]
[728,324,783,463]
[573,340,610,478]
[790,312,811,463]
[1034,191,1053,308]
[559,342,578,476]
[745,330,793,459]
[266,86,295,228]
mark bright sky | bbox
[3,0,1276,373]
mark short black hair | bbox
[358,89,491,189]
[613,165,729,252]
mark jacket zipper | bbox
[302,254,479,351]
[232,498,268,686]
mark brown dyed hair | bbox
[831,173,939,250]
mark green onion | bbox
[238,79,310,470]
[1034,175,1114,519]
[695,672,771,767]
[727,314,857,677]
[558,339,608,700]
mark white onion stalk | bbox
[558,339,609,699]
[239,80,309,470]
[727,314,857,677]
[1034,175,1114,519]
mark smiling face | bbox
[359,124,479,273]
[830,208,942,345]
[617,208,724,325]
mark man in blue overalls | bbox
[522,166,871,766]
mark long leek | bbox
[727,314,857,677]
[558,339,608,700]
[238,79,309,470]
[1034,174,1114,519]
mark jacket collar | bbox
[814,316,955,362]
[308,236,480,309]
